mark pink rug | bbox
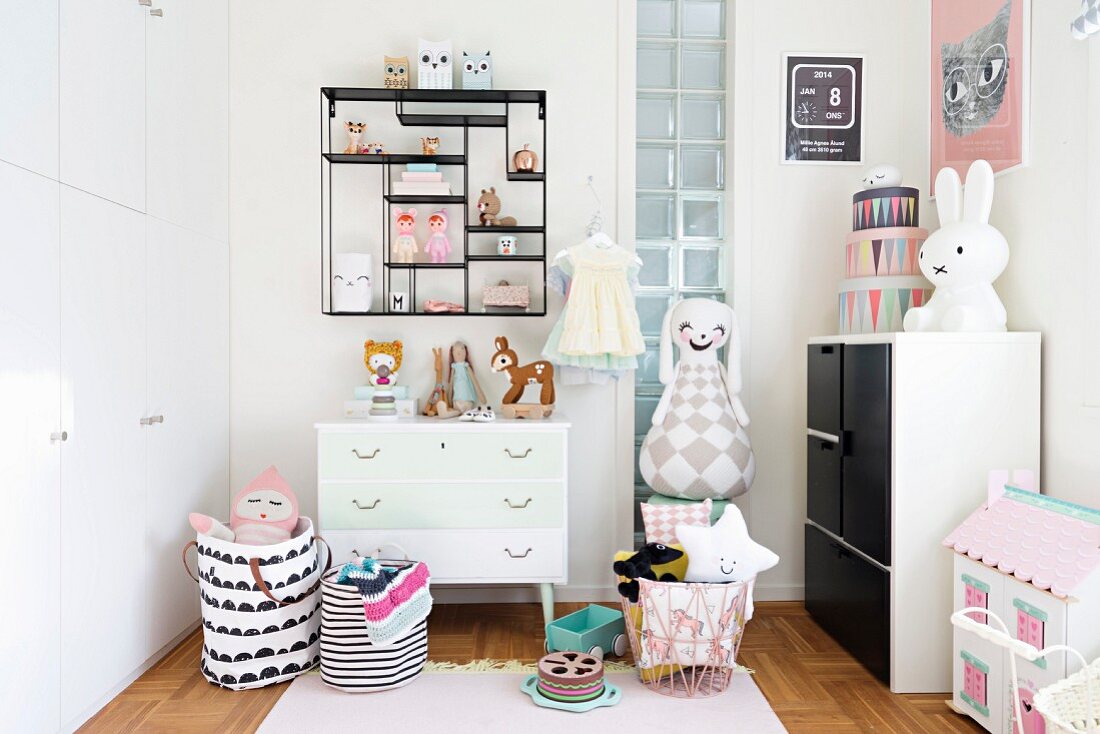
[258,666,787,733]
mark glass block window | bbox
[634,0,728,545]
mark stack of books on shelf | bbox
[391,163,452,196]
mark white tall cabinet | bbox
[0,2,229,731]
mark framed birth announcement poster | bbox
[782,54,864,165]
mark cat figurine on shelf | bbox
[420,136,440,156]
[461,50,492,90]
[383,55,409,89]
[417,39,453,89]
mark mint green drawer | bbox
[319,482,564,530]
[318,431,564,482]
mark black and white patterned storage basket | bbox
[183,517,329,691]
[319,567,429,692]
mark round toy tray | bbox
[520,675,621,713]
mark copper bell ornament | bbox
[512,143,538,173]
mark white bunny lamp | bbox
[638,298,755,500]
[903,159,1009,332]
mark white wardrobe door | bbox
[146,0,229,242]
[59,0,146,212]
[60,185,147,726]
[0,163,62,734]
[0,0,59,179]
[145,217,228,656]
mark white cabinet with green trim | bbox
[315,417,570,625]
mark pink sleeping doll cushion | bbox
[188,466,300,546]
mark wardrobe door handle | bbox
[504,547,532,559]
[351,499,381,510]
[504,448,532,459]
[138,0,151,5]
[352,448,381,460]
[149,7,163,16]
[140,415,164,426]
[50,431,69,443]
[504,498,532,509]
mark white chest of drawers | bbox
[315,417,570,623]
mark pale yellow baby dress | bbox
[556,241,645,358]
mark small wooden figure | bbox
[343,121,366,154]
[424,208,452,264]
[489,336,555,419]
[424,347,461,419]
[383,55,410,89]
[421,136,441,156]
[362,142,386,155]
[391,207,418,264]
[476,187,517,226]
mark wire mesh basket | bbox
[620,577,750,698]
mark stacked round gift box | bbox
[839,186,933,334]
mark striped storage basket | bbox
[320,566,429,692]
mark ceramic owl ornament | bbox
[383,55,409,89]
[638,298,755,501]
[462,51,492,90]
[417,39,453,89]
[903,159,1009,332]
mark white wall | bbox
[732,0,928,599]
[229,0,624,600]
[974,4,1098,508]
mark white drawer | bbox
[322,529,566,583]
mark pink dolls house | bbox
[943,471,1100,734]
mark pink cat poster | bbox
[930,0,1030,194]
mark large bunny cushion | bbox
[903,159,1009,332]
[639,298,755,500]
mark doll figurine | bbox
[424,209,452,264]
[447,341,489,420]
[391,207,418,264]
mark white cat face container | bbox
[332,253,373,313]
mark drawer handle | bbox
[504,547,532,559]
[504,498,532,509]
[352,448,381,460]
[504,448,532,459]
[352,499,381,510]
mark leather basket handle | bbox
[182,540,200,583]
[248,535,333,607]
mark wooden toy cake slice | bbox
[536,652,605,703]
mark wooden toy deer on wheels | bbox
[489,336,555,419]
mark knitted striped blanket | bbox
[336,557,433,645]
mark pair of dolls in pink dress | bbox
[391,207,451,264]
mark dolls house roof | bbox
[943,486,1100,599]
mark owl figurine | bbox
[383,55,409,89]
[417,39,453,90]
[462,51,492,90]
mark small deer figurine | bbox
[489,336,555,405]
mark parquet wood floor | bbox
[78,601,983,733]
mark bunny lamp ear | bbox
[392,206,404,218]
[724,304,742,394]
[935,166,963,225]
[658,300,679,385]
[962,159,995,224]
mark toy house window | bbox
[1017,608,1044,649]
[963,655,990,713]
[963,580,988,623]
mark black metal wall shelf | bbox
[321,87,547,317]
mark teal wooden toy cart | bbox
[544,604,627,659]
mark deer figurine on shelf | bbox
[489,336,555,418]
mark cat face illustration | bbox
[235,488,293,523]
[940,1,1011,138]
